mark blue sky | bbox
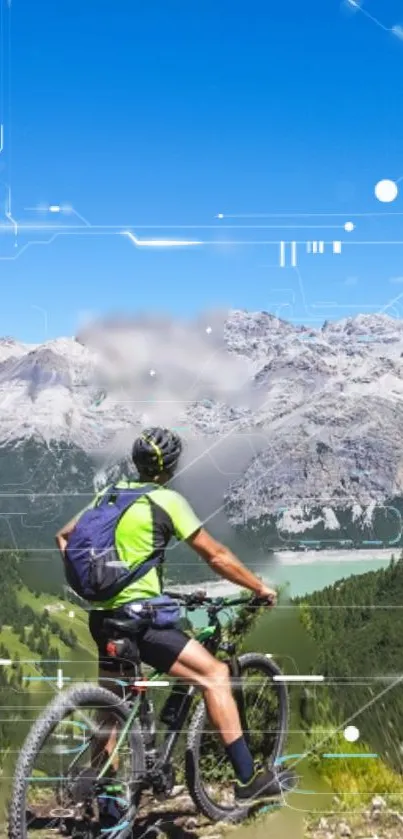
[2,0,403,341]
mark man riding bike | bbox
[56,427,294,806]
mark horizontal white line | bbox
[273,675,324,682]
[0,660,12,666]
[219,211,403,218]
[134,681,170,688]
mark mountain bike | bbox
[8,590,289,838]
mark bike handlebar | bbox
[164,589,274,611]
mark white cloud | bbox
[79,310,276,545]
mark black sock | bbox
[225,736,255,784]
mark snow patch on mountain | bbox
[2,310,403,539]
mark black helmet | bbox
[132,427,182,477]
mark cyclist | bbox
[56,427,294,805]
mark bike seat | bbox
[103,617,139,637]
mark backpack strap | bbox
[96,483,156,508]
[121,548,164,588]
[97,483,164,588]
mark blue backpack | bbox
[64,484,161,602]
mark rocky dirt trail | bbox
[133,789,403,839]
[2,790,402,839]
[132,786,233,839]
[306,796,403,839]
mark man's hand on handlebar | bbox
[254,584,278,607]
[165,586,277,609]
[193,589,207,602]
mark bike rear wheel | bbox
[185,653,288,823]
[8,684,146,839]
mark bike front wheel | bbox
[185,652,288,823]
[8,683,146,839]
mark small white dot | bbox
[206,326,212,334]
[49,205,61,213]
[344,222,355,232]
[217,213,224,219]
[375,179,398,203]
[149,369,156,377]
[344,725,359,743]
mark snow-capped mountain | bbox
[2,310,403,557]
[0,336,143,449]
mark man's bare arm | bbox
[186,528,276,601]
[55,515,80,555]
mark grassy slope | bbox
[0,587,97,690]
[17,587,95,654]
[2,582,402,839]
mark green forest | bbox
[0,548,95,771]
[297,551,403,796]
[2,542,403,810]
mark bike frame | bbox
[97,597,248,784]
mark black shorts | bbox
[89,607,191,674]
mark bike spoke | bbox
[23,704,134,838]
[195,661,285,811]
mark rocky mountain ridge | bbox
[1,310,403,547]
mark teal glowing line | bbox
[362,540,383,545]
[24,676,71,682]
[298,538,354,545]
[323,753,378,759]
[59,720,90,731]
[275,753,304,765]
[53,743,89,756]
[276,751,379,769]
[256,804,281,814]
